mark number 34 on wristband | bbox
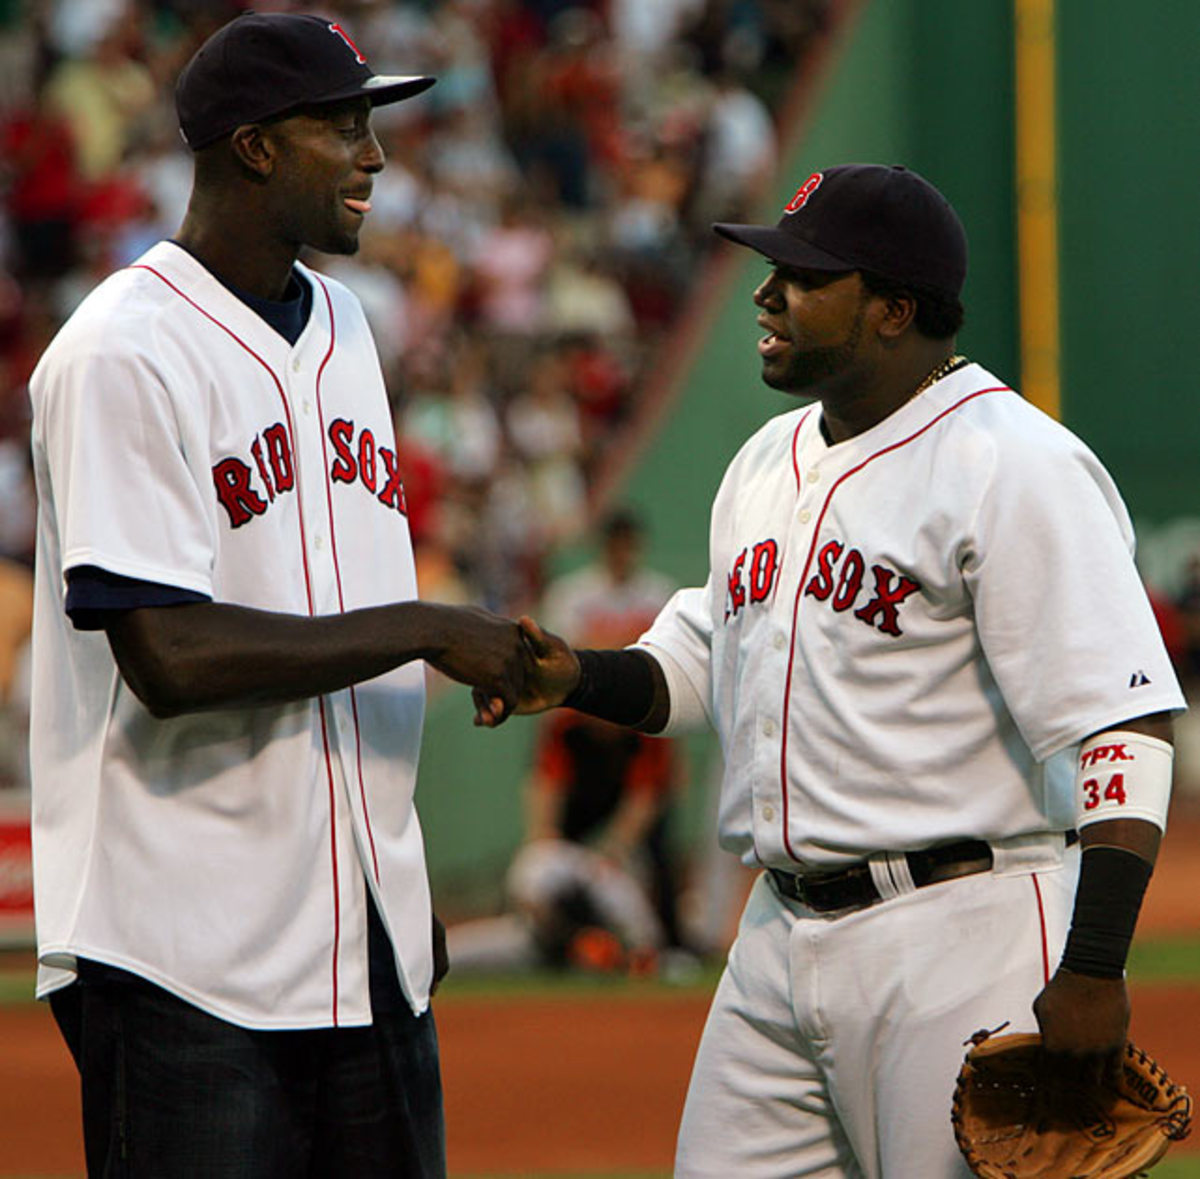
[1074,731,1173,831]
[1081,773,1127,810]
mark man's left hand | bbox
[1033,967,1129,1086]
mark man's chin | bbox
[761,361,813,396]
[310,229,362,258]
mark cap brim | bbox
[305,73,436,112]
[182,75,437,150]
[360,73,436,107]
[713,222,854,272]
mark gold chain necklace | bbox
[913,353,967,398]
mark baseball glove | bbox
[951,1028,1192,1178]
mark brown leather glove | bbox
[951,1029,1192,1178]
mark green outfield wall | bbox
[1056,0,1200,522]
[420,0,1200,905]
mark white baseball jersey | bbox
[639,362,1185,870]
[29,240,433,1029]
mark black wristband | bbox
[1059,845,1153,979]
[562,648,657,728]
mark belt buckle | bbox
[770,868,808,906]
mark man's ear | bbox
[875,290,918,342]
[230,124,275,178]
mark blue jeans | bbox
[50,914,445,1177]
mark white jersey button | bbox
[773,632,787,651]
[807,468,820,483]
[292,358,301,372]
[762,805,775,822]
[762,718,776,738]
[302,400,313,416]
[314,535,325,552]
[799,509,811,524]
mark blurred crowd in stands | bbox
[0,0,835,587]
[0,0,840,787]
[6,0,1199,808]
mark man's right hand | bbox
[472,615,579,727]
[420,604,531,718]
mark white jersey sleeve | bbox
[638,579,715,735]
[961,408,1179,760]
[37,300,215,595]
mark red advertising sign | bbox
[0,797,33,942]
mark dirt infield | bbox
[1,981,1195,1177]
[440,992,709,1175]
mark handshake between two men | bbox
[425,606,668,737]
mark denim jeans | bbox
[50,908,446,1178]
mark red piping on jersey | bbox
[777,385,1009,860]
[1031,874,1051,983]
[791,409,814,492]
[133,262,346,1023]
[309,274,382,886]
[131,265,318,616]
[316,696,341,1022]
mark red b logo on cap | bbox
[329,22,366,64]
[783,172,824,215]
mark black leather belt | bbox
[770,839,991,914]
[768,832,1079,914]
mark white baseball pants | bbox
[675,837,1078,1178]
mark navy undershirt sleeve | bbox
[65,566,211,631]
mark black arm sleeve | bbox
[1058,845,1153,978]
[561,648,660,729]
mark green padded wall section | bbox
[1056,0,1200,523]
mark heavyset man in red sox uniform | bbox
[28,13,531,1177]
[480,164,1186,1176]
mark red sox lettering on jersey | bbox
[213,418,408,528]
[725,539,780,621]
[723,534,921,636]
[803,539,920,637]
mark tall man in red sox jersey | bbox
[28,13,531,1177]
[477,165,1187,1175]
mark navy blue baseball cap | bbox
[176,12,436,151]
[714,164,968,297]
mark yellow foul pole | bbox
[1014,0,1061,419]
